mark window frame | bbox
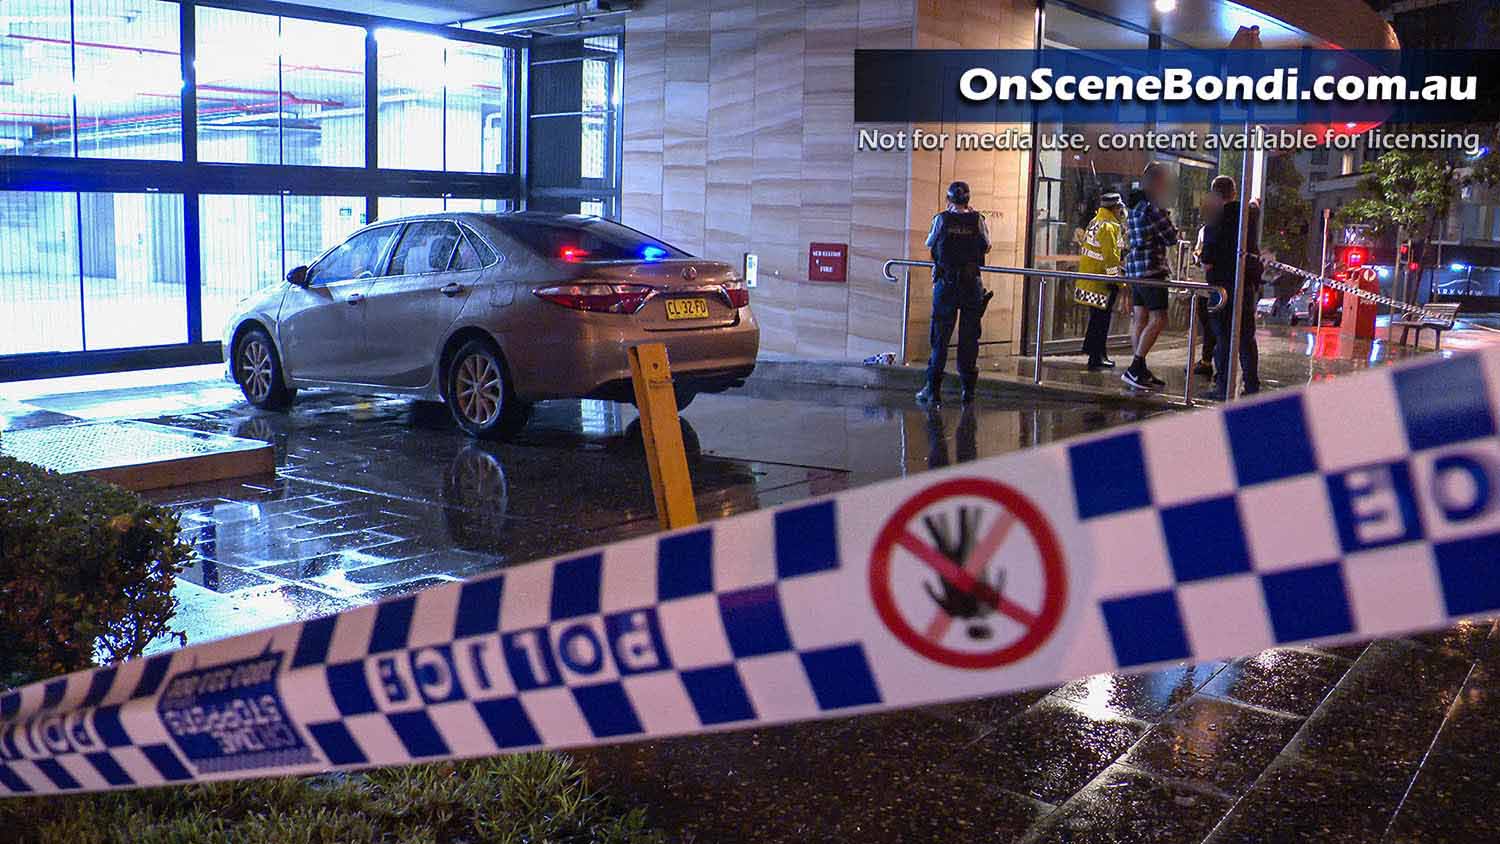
[452,221,502,270]
[384,219,465,278]
[306,223,403,287]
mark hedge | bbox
[0,453,190,689]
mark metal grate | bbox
[1,421,267,475]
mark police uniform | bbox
[920,186,991,403]
[1075,195,1125,369]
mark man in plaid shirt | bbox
[1122,162,1179,390]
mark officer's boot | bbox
[960,375,978,405]
[916,375,942,406]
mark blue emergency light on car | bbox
[641,245,667,262]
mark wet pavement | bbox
[20,378,1150,649]
[4,322,1498,841]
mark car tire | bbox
[675,390,697,411]
[446,338,531,439]
[234,326,296,410]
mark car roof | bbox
[361,210,606,228]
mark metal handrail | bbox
[882,259,1229,405]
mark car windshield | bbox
[491,216,687,263]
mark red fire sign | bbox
[808,243,848,283]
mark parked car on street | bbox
[1257,279,1316,325]
[225,212,759,438]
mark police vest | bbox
[932,210,985,269]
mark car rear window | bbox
[493,217,687,263]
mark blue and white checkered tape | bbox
[4,348,1500,796]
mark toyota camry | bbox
[224,212,759,438]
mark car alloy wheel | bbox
[239,337,274,404]
[234,326,296,410]
[446,339,531,439]
[455,349,505,427]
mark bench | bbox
[1393,302,1460,350]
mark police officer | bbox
[917,181,991,406]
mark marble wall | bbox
[621,0,1034,362]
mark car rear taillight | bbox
[723,283,750,309]
[534,283,655,314]
[1320,287,1339,310]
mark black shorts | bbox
[1130,280,1169,312]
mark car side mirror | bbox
[287,265,309,287]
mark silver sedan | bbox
[225,212,760,438]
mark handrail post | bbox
[1184,293,1199,406]
[1033,277,1046,385]
[1226,139,1255,403]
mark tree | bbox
[1260,153,1311,268]
[1335,149,1456,301]
[1216,149,1311,269]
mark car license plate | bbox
[665,298,710,320]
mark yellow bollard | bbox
[627,343,699,529]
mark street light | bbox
[1154,0,1177,13]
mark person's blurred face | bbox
[1145,170,1175,205]
[1202,191,1226,220]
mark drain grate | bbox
[1,421,273,488]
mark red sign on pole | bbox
[808,242,848,282]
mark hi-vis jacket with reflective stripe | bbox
[1075,207,1124,309]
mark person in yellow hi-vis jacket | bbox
[1075,192,1126,371]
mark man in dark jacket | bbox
[1200,175,1261,400]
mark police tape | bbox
[1268,260,1439,319]
[5,347,1500,797]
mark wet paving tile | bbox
[950,697,1148,805]
[1027,764,1232,844]
[175,558,274,593]
[1383,745,1500,842]
[1285,688,1447,787]
[921,687,1053,732]
[1121,695,1304,797]
[576,720,1050,844]
[1404,619,1497,662]
[1199,647,1352,716]
[1419,664,1500,770]
[1329,639,1472,721]
[1051,662,1227,723]
[1203,756,1410,844]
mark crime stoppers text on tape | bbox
[5,347,1500,796]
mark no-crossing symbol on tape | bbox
[869,478,1067,669]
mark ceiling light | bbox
[1154,0,1177,12]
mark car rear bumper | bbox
[585,363,757,403]
[504,308,761,402]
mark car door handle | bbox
[440,283,464,297]
[347,293,365,304]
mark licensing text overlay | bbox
[855,127,1484,155]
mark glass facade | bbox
[1031,1,1220,352]
[0,1,541,373]
[0,190,186,355]
[195,8,365,167]
[198,194,366,337]
[377,30,514,172]
[527,34,620,217]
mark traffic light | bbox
[1398,242,1410,261]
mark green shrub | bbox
[0,753,667,844]
[0,454,190,688]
